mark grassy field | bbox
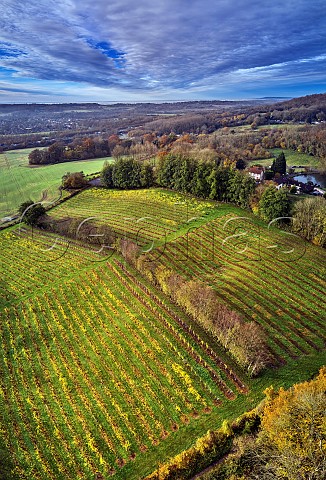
[270,148,320,169]
[0,189,325,479]
[0,149,112,219]
[249,148,320,170]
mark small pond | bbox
[293,173,326,188]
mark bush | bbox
[62,172,88,189]
[146,429,233,480]
[18,200,46,226]
[40,216,116,248]
[122,244,273,375]
[231,410,261,436]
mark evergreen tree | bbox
[101,161,114,188]
[140,163,154,188]
[235,159,246,170]
[112,158,141,189]
[157,154,178,188]
[191,162,212,198]
[209,167,231,201]
[239,175,256,208]
[272,152,286,175]
[227,169,243,204]
[173,156,195,193]
[259,185,290,222]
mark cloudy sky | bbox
[0,0,325,102]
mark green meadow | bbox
[249,148,320,170]
[0,149,111,218]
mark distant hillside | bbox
[276,93,326,109]
[265,93,326,123]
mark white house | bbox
[247,166,264,181]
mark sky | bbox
[0,0,325,103]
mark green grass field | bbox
[0,149,112,219]
[249,148,320,170]
[0,189,325,479]
[270,148,320,169]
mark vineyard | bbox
[144,212,326,363]
[48,188,216,246]
[0,188,325,480]
[0,225,246,480]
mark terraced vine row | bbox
[48,188,215,245]
[145,214,326,362]
[0,228,105,305]
[0,225,245,479]
[1,189,324,480]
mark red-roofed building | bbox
[247,166,264,181]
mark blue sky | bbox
[0,0,325,102]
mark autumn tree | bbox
[292,196,326,246]
[200,369,326,480]
[256,368,326,480]
[62,172,88,189]
[112,144,125,160]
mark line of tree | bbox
[28,137,111,165]
[101,154,292,223]
[120,239,274,376]
[102,154,257,208]
[102,158,154,189]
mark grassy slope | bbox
[48,188,325,381]
[0,148,112,218]
[48,188,216,247]
[145,207,326,362]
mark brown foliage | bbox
[135,258,273,375]
[62,171,88,189]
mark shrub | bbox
[62,172,88,189]
[145,429,233,480]
[18,200,46,226]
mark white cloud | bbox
[0,0,325,98]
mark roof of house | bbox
[248,167,264,174]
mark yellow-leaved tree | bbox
[258,367,326,479]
